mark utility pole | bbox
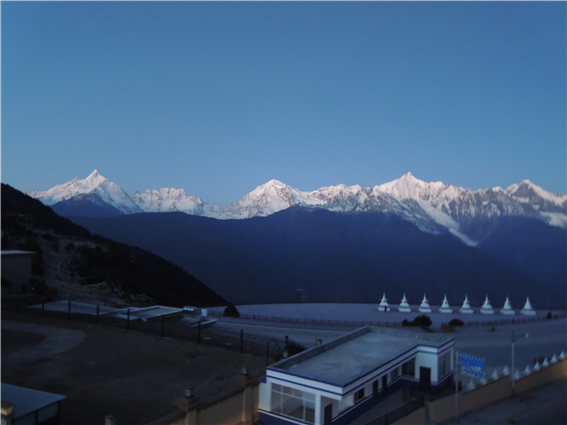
[455,350,460,423]
[511,330,529,397]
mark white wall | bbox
[415,352,438,381]
[258,382,270,412]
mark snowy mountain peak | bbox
[506,180,567,209]
[376,173,445,200]
[87,169,101,179]
[224,179,304,219]
[29,171,566,245]
[82,169,107,188]
[264,179,287,187]
[27,170,142,214]
[131,187,223,218]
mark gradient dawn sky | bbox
[2,2,565,207]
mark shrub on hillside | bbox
[449,318,464,327]
[402,315,432,328]
[223,302,241,317]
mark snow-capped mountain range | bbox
[28,170,567,246]
[27,170,143,215]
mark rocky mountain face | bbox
[28,171,566,246]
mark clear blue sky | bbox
[2,2,565,207]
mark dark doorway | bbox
[419,367,431,392]
[373,380,378,397]
[324,403,333,425]
[382,374,388,397]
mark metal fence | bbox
[208,308,563,329]
[208,309,403,329]
[2,296,290,365]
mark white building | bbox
[258,326,454,425]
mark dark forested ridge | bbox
[1,184,226,307]
[71,206,566,309]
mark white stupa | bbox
[501,365,510,376]
[490,369,500,380]
[480,296,495,315]
[533,362,541,372]
[398,293,411,312]
[523,365,531,376]
[520,296,536,316]
[438,295,453,313]
[559,351,566,360]
[377,293,390,312]
[500,296,515,315]
[459,295,474,314]
[418,294,432,313]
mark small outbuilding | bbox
[258,326,454,425]
[1,383,65,425]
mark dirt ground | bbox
[1,309,266,425]
[2,329,46,354]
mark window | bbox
[402,358,416,377]
[271,384,315,424]
[391,367,400,380]
[438,352,451,378]
[354,388,365,403]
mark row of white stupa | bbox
[377,293,536,315]
[464,351,566,392]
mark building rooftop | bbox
[268,326,454,387]
[1,383,65,420]
[28,301,183,320]
[1,250,36,256]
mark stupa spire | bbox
[438,294,452,314]
[480,295,494,315]
[459,295,473,314]
[377,292,390,312]
[500,296,515,315]
[520,296,536,316]
[398,293,411,313]
[418,294,431,313]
